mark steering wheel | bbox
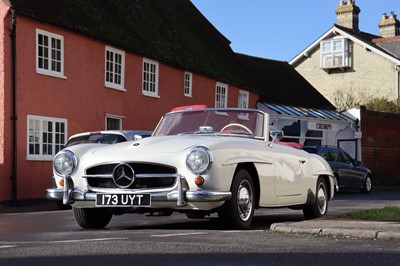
[220,123,253,135]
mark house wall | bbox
[0,13,259,201]
[294,40,398,104]
[360,108,400,186]
[0,2,13,202]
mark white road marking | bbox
[52,237,129,243]
[221,230,265,233]
[0,245,18,249]
[151,232,207,237]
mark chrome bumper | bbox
[45,175,231,207]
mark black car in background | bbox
[303,146,373,193]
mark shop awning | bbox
[258,102,355,123]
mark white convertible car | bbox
[46,106,335,229]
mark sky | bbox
[191,0,399,62]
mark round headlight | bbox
[186,146,212,174]
[53,150,77,177]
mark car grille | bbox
[84,163,177,189]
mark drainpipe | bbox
[11,9,17,206]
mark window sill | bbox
[36,70,67,79]
[105,86,126,92]
[142,92,160,99]
[26,156,53,161]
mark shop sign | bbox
[308,122,338,131]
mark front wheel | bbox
[218,169,255,229]
[73,207,113,229]
[303,178,328,220]
[361,176,372,193]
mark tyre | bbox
[73,207,113,229]
[361,176,372,193]
[303,177,328,220]
[218,169,255,229]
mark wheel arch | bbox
[234,162,260,208]
[319,174,334,200]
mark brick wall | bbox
[361,108,400,185]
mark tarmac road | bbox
[1,187,400,241]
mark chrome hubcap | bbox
[237,180,253,221]
[317,184,327,215]
[365,177,372,191]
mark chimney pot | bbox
[378,11,400,38]
[335,0,360,31]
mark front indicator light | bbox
[59,179,65,187]
[194,176,204,186]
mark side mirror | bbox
[270,130,284,140]
[269,130,284,147]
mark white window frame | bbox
[184,71,193,97]
[215,82,228,108]
[238,90,249,109]
[36,29,65,78]
[142,58,159,97]
[320,38,351,69]
[238,90,249,119]
[105,46,125,91]
[27,115,67,161]
[105,114,124,130]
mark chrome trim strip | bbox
[45,187,231,205]
[45,174,231,206]
[83,173,177,179]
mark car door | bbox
[339,150,365,188]
[273,146,308,205]
[331,148,364,188]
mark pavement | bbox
[1,198,400,241]
[270,217,400,241]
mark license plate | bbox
[95,193,151,207]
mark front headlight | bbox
[53,150,77,177]
[186,146,212,175]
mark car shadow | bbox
[102,212,306,231]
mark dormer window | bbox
[320,38,351,70]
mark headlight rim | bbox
[53,150,78,177]
[186,146,213,175]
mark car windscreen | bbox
[66,134,127,147]
[153,109,265,138]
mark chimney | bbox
[378,12,400,38]
[335,0,361,31]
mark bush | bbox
[364,98,400,114]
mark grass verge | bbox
[339,205,400,223]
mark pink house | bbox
[0,0,332,203]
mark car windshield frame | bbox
[153,108,265,139]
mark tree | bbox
[332,87,367,112]
[332,87,400,114]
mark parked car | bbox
[66,130,152,147]
[302,146,373,193]
[54,130,152,209]
[46,106,335,229]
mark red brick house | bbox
[0,0,333,203]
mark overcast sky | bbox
[191,0,399,61]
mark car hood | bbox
[88,135,259,155]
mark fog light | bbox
[59,179,65,187]
[194,176,204,186]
